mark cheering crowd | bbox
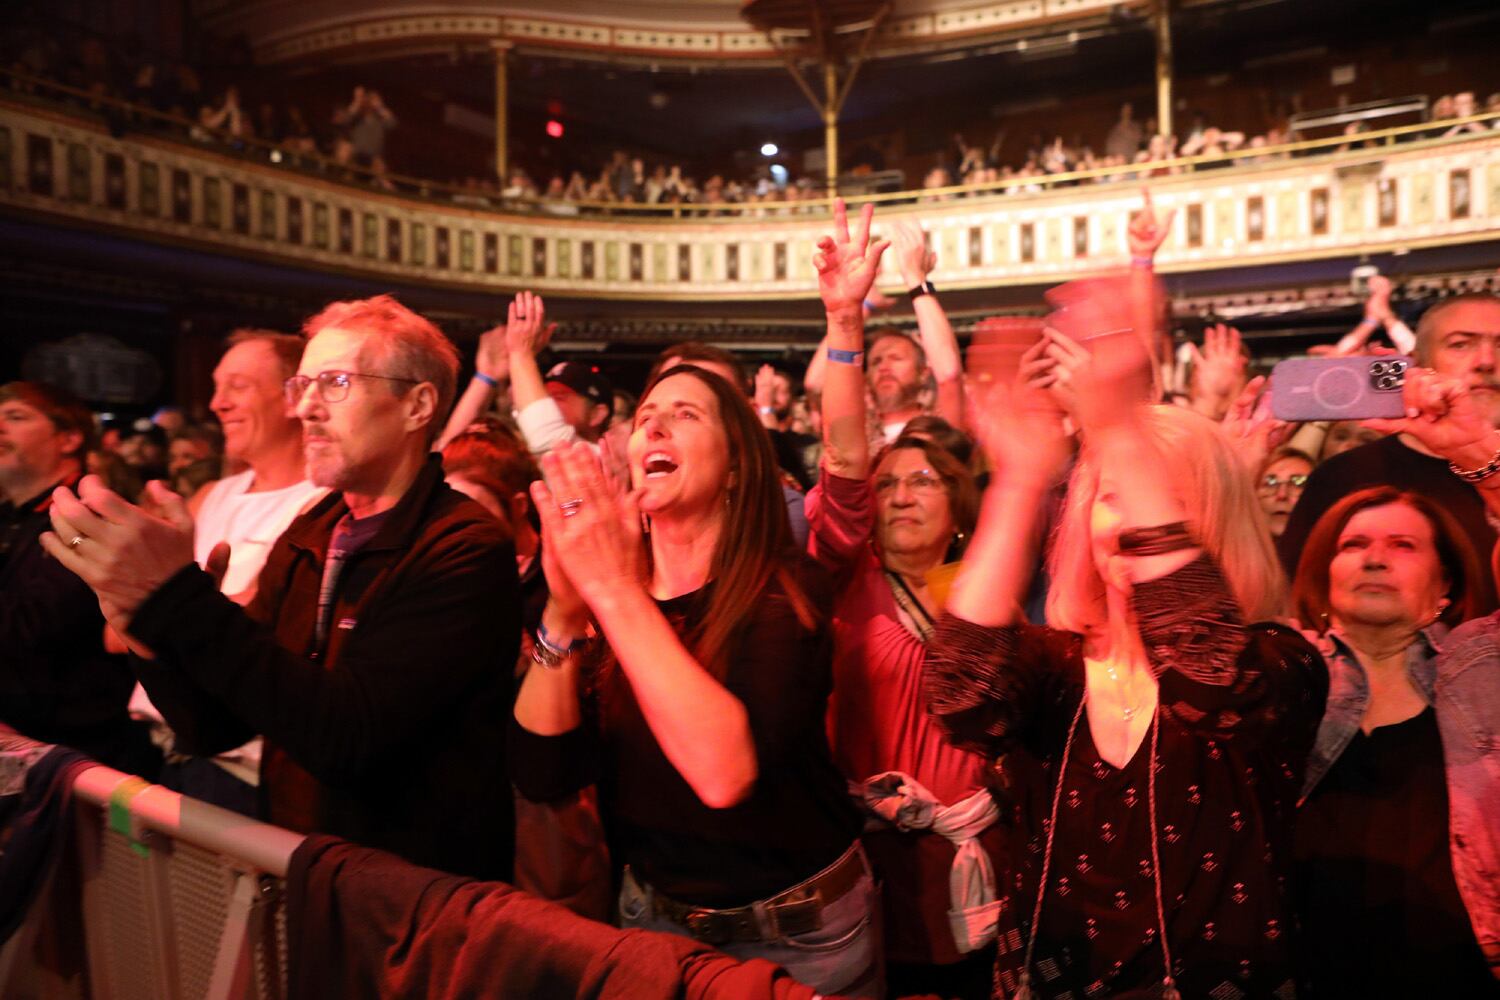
[4,189,1500,998]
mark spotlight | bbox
[760,142,779,157]
[546,120,564,139]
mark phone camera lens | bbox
[1370,362,1388,376]
[1389,360,1407,374]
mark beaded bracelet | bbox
[1448,446,1500,484]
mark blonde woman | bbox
[922,328,1326,999]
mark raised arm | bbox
[890,219,964,427]
[505,291,575,457]
[435,322,509,451]
[814,199,888,481]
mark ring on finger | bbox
[558,497,584,518]
[68,534,86,549]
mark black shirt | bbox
[511,558,862,908]
[1278,435,1498,612]
[0,476,155,775]
[1295,708,1498,997]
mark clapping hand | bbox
[814,199,890,315]
[1188,323,1248,407]
[1221,376,1292,472]
[890,219,937,289]
[40,478,198,634]
[530,442,647,616]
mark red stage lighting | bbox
[546,120,564,139]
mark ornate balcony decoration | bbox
[3,94,1498,305]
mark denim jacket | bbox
[1301,621,1500,974]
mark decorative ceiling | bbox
[190,0,1141,68]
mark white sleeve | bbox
[516,396,581,457]
[1387,319,1417,355]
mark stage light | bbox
[760,142,779,157]
[546,120,564,139]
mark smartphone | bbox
[1270,356,1411,421]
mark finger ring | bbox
[558,497,584,518]
[515,313,527,320]
[68,534,86,549]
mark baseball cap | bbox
[545,361,612,406]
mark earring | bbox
[1433,596,1451,622]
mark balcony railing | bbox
[3,73,1498,303]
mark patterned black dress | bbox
[923,557,1327,999]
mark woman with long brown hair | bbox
[509,356,875,996]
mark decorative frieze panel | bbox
[3,100,1499,304]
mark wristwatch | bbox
[907,280,937,301]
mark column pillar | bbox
[1153,0,1173,139]
[491,40,513,185]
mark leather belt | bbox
[644,842,865,945]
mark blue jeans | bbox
[618,844,883,999]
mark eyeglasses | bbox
[873,470,948,496]
[283,371,418,406]
[1258,473,1309,492]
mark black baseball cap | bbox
[545,361,612,407]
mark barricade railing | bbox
[0,741,303,1000]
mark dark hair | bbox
[899,414,974,467]
[646,343,748,393]
[874,436,979,559]
[0,382,97,459]
[226,328,305,380]
[637,364,815,674]
[1293,486,1481,630]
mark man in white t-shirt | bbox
[134,329,325,812]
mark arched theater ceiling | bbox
[191,0,1150,68]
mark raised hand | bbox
[754,364,778,411]
[530,442,647,614]
[1127,187,1176,260]
[475,323,509,383]
[1221,375,1292,472]
[890,219,937,288]
[969,364,1072,490]
[1364,366,1497,464]
[1187,323,1248,410]
[505,290,558,357]
[1365,274,1394,325]
[813,199,890,314]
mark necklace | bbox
[1101,659,1141,721]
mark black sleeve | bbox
[1134,555,1328,748]
[923,614,1079,758]
[130,520,518,785]
[508,718,601,803]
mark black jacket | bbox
[0,474,155,774]
[131,454,519,880]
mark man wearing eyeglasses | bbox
[43,295,520,881]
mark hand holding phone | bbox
[1270,356,1412,421]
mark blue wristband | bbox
[537,619,592,655]
[474,371,499,389]
[828,348,865,365]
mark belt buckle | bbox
[686,909,729,945]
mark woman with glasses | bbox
[1255,446,1314,539]
[807,216,991,992]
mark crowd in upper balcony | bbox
[6,21,1500,214]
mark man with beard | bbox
[0,382,157,774]
[45,296,518,880]
[1278,292,1500,611]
